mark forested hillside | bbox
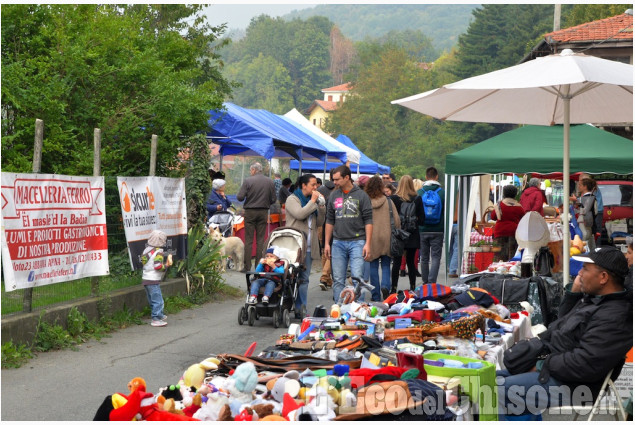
[284,4,478,52]
[218,4,625,178]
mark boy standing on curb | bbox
[141,229,172,327]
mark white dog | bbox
[209,227,244,272]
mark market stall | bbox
[95,281,547,421]
[289,133,390,175]
[442,124,633,278]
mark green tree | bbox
[455,4,555,79]
[2,4,231,176]
[219,15,333,110]
[564,4,628,27]
[182,134,212,228]
[224,54,294,114]
[326,45,471,178]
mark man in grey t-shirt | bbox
[324,165,373,302]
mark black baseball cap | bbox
[572,246,629,280]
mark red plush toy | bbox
[93,377,199,421]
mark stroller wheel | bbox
[248,307,256,326]
[238,306,246,325]
[282,309,290,328]
[272,309,280,328]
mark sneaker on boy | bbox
[262,295,269,304]
[151,320,167,327]
[248,295,257,304]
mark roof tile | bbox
[321,83,352,92]
[545,13,633,43]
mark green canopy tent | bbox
[444,124,633,279]
[446,124,633,175]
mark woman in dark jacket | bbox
[390,175,424,293]
[206,179,232,220]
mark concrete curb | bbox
[1,278,188,346]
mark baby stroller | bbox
[207,207,243,237]
[237,227,307,328]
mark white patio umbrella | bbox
[392,49,633,285]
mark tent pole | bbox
[323,157,327,182]
[299,148,303,176]
[241,156,246,185]
[562,87,571,287]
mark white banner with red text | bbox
[117,176,187,270]
[1,173,108,291]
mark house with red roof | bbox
[522,9,633,138]
[307,83,352,130]
[523,9,633,63]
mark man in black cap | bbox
[497,246,632,418]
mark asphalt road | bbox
[0,264,351,421]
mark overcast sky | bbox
[203,4,317,30]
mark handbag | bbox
[388,200,409,258]
[503,337,550,374]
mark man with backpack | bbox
[417,167,445,284]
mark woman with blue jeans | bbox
[364,176,400,301]
[284,174,325,318]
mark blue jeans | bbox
[370,255,391,301]
[250,278,276,297]
[420,232,444,283]
[144,283,165,321]
[362,261,370,282]
[331,239,365,303]
[496,370,572,417]
[449,223,458,275]
[295,253,312,311]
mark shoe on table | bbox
[248,295,257,304]
[151,320,167,327]
[262,296,269,304]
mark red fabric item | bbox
[348,366,410,388]
[109,390,142,421]
[386,310,441,323]
[510,312,520,319]
[520,186,546,216]
[492,202,525,238]
[419,283,452,300]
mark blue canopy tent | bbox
[208,103,353,176]
[289,134,391,175]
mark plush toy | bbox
[93,377,199,421]
[192,390,229,421]
[251,403,274,419]
[230,361,258,394]
[163,398,186,416]
[93,377,146,421]
[182,393,203,417]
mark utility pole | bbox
[553,4,561,31]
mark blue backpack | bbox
[422,187,442,225]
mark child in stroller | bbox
[248,247,284,305]
[238,227,307,328]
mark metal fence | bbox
[1,176,140,316]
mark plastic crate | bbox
[423,352,498,421]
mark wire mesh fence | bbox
[1,176,140,316]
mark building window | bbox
[328,95,333,102]
[313,119,316,125]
